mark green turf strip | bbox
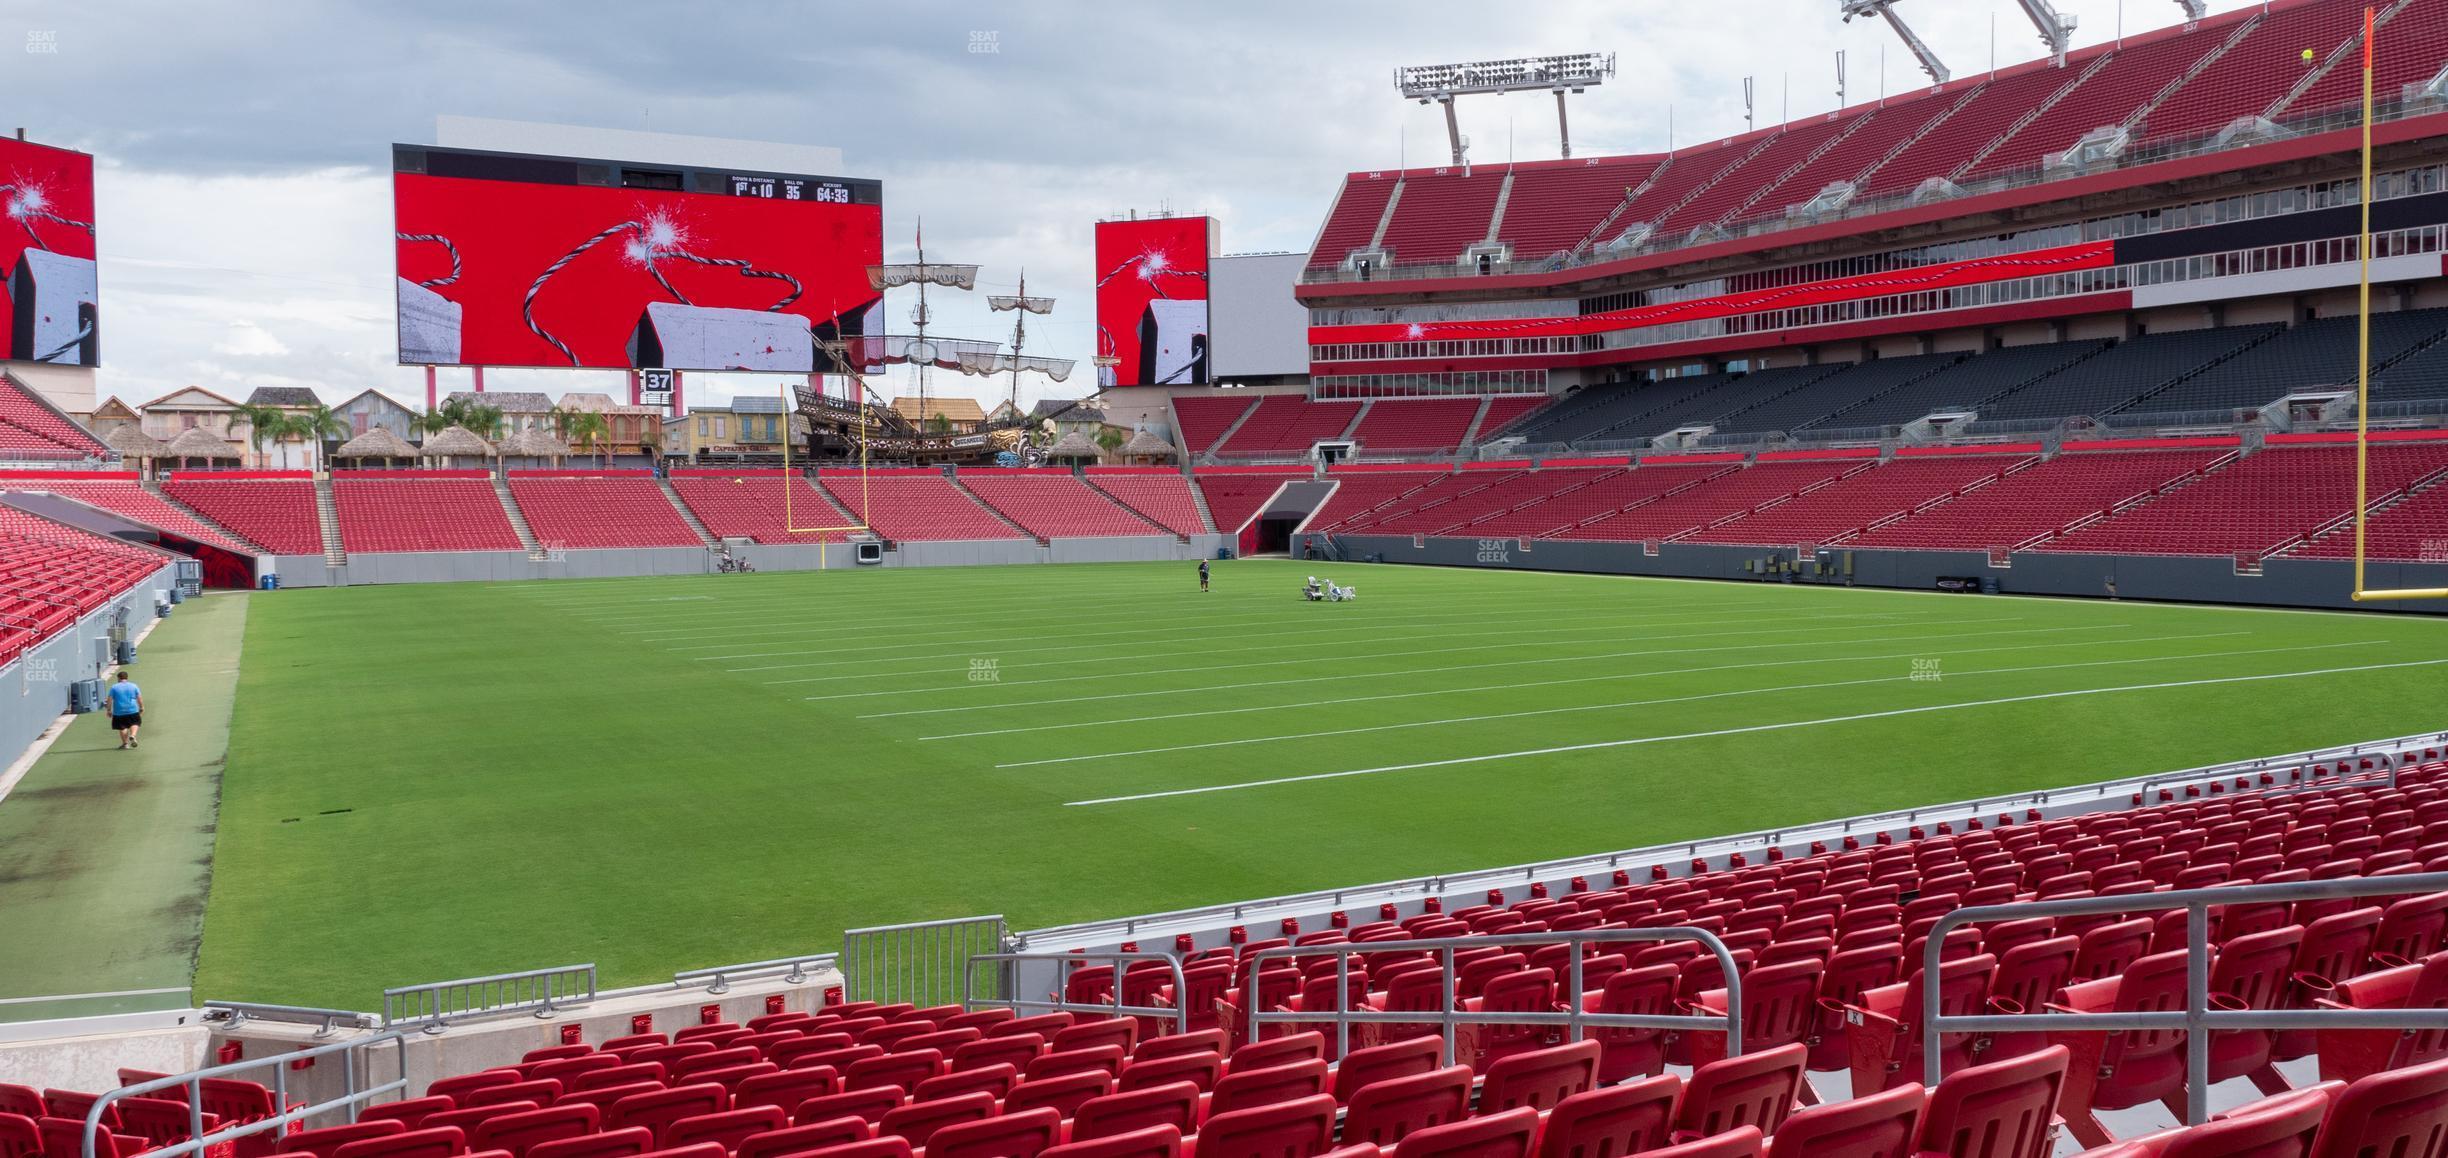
[0,592,245,1019]
[192,561,2448,1008]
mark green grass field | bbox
[190,559,2448,1008]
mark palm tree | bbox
[564,410,612,466]
[293,402,345,471]
[411,398,505,443]
[231,402,287,468]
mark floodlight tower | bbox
[865,220,979,426]
[2011,0,2078,67]
[968,272,1077,415]
[1395,53,1615,164]
[1838,0,1951,85]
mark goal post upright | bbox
[2348,6,2447,602]
[780,368,872,539]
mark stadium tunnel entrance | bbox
[1241,478,1331,556]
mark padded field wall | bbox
[0,560,179,770]
[261,535,1227,588]
[1302,533,2448,614]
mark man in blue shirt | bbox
[107,670,142,750]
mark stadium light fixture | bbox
[1837,0,1951,85]
[1394,53,1614,165]
[2011,0,2078,67]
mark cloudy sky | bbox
[6,0,2265,412]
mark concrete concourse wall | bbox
[1302,533,2448,614]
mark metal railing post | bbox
[1440,945,1457,1068]
[86,1033,414,1158]
[2185,900,2211,1126]
[966,951,1190,1034]
[1920,871,2448,1126]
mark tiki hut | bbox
[417,425,497,467]
[499,427,571,468]
[331,426,419,469]
[104,423,172,465]
[1119,428,1177,463]
[165,426,241,470]
[1041,429,1103,464]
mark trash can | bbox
[259,573,281,590]
[69,678,102,714]
[114,639,136,664]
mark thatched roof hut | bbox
[333,427,419,463]
[104,424,173,459]
[417,425,497,458]
[499,428,570,459]
[165,427,240,461]
[1042,429,1103,462]
[1120,429,1177,461]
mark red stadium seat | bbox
[281,1121,407,1157]
[661,1107,785,1154]
[1040,1126,1180,1158]
[1670,1044,1806,1144]
[1337,1067,1470,1148]
[735,1119,871,1158]
[1000,1072,1114,1120]
[1533,1076,1680,1158]
[1206,1059,1328,1120]
[470,1105,599,1158]
[1386,1108,1538,1158]
[874,1092,994,1149]
[607,1086,727,1144]
[341,1125,480,1158]
[1762,1084,1923,1158]
[922,1107,1062,1158]
[526,1128,654,1158]
[1477,1042,1598,1114]
[1189,1094,1335,1158]
[1069,1084,1201,1144]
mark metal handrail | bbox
[201,1000,378,1038]
[1246,927,1744,1066]
[672,952,837,995]
[842,914,1010,1006]
[962,950,1191,1033]
[84,1032,411,1158]
[1922,871,2448,1126]
[381,963,595,1032]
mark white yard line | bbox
[917,630,2254,740]
[739,608,1907,678]
[857,619,2099,718]
[1062,656,2448,806]
[687,599,1791,660]
[803,614,2033,701]
[1007,641,2365,769]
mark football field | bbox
[192,559,2448,1007]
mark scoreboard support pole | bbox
[425,366,437,412]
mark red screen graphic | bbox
[1095,217,1210,387]
[0,138,99,366]
[395,169,882,370]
